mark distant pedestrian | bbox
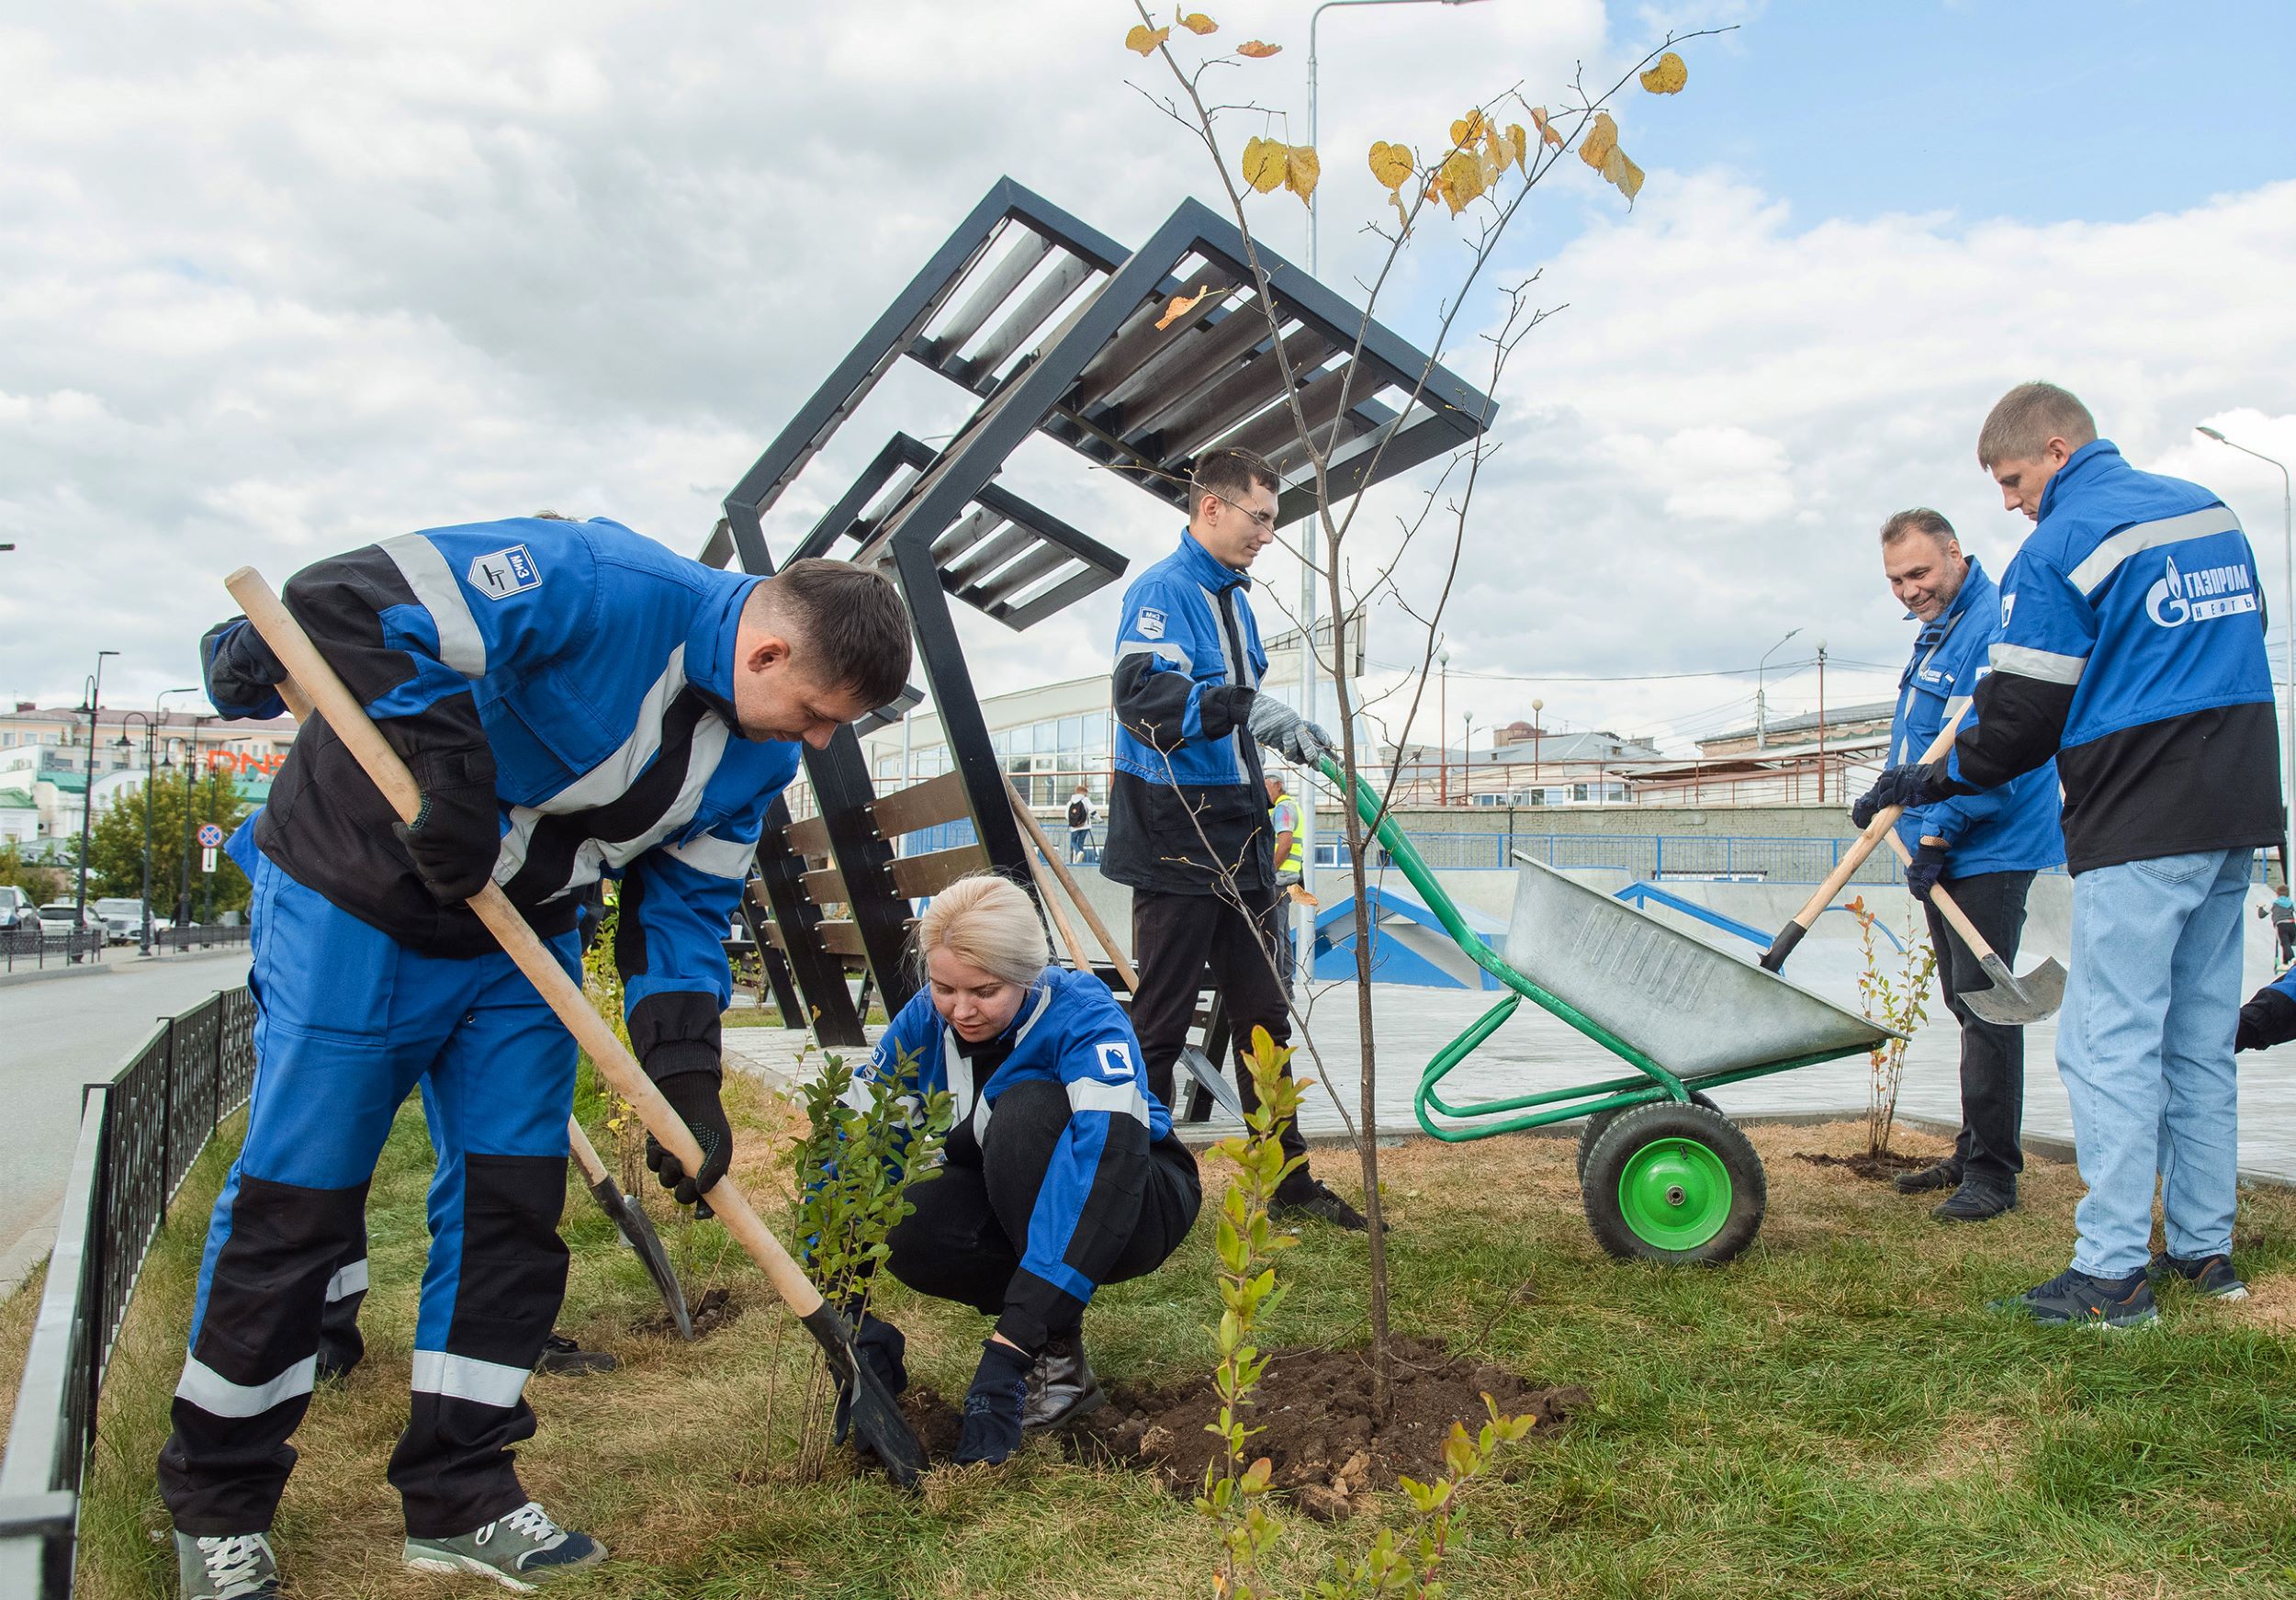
[2257,882,2293,969]
[1852,382,2279,1326]
[1065,781,1095,864]
[1871,507,2065,1223]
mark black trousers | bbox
[1129,883,1312,1192]
[884,1080,1199,1346]
[2276,920,2293,963]
[1921,869,2035,1190]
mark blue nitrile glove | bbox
[1906,840,1947,902]
[952,1338,1035,1466]
[833,1311,908,1447]
[1850,763,1942,830]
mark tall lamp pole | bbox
[1531,696,1545,798]
[153,687,203,946]
[73,649,118,914]
[116,713,158,953]
[1306,0,1488,975]
[2198,425,2296,884]
[1754,628,1801,752]
[1460,712,1475,804]
[1435,645,1449,804]
[1814,638,1829,804]
[179,714,216,926]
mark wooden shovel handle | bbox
[1882,829,2001,963]
[1770,704,1971,954]
[226,568,827,1318]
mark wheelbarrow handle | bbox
[223,568,829,1321]
[1760,704,1970,972]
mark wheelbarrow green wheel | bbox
[1581,1101,1766,1265]
[1574,1089,1721,1183]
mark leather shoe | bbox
[1894,1158,1963,1195]
[1931,1181,2016,1223]
[1020,1332,1106,1432]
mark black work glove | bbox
[2235,986,2296,1053]
[200,617,287,714]
[952,1338,1035,1466]
[645,1070,732,1205]
[391,746,501,903]
[1850,763,1942,830]
[833,1311,908,1448]
[1905,839,1947,903]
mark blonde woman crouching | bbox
[838,873,1200,1465]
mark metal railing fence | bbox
[152,924,250,955]
[0,929,106,974]
[0,986,256,1598]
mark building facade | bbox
[0,704,296,856]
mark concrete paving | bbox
[0,950,252,1289]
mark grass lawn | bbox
[52,1065,2296,1599]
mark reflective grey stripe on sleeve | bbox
[1117,639,1194,671]
[175,1353,316,1418]
[1067,1076,1152,1125]
[379,533,488,676]
[2068,506,2243,595]
[1989,643,2087,684]
[410,1349,532,1409]
[660,831,756,879]
[1943,694,1974,722]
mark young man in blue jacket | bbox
[1104,447,1365,1229]
[1874,508,2065,1222]
[1854,384,2279,1325]
[162,516,910,1597]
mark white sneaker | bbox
[174,1531,279,1599]
[402,1500,606,1591]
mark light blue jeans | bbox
[2058,848,2247,1279]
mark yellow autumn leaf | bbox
[1284,143,1321,205]
[1530,106,1563,148]
[1579,110,1617,171]
[1367,139,1414,191]
[1237,39,1282,57]
[1240,135,1286,194]
[1125,23,1170,54]
[1390,189,1411,230]
[1179,12,1218,34]
[1615,152,1645,200]
[1448,110,1488,150]
[1507,123,1530,166]
[1485,121,1513,175]
[1155,284,1215,330]
[1639,51,1688,94]
[1601,145,1626,185]
[1475,138,1501,191]
[1437,148,1483,214]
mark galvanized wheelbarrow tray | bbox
[1320,758,1899,1262]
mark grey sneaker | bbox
[2146,1251,2250,1301]
[174,1531,279,1599]
[403,1501,605,1591]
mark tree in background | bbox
[0,839,64,906]
[86,768,253,918]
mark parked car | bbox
[0,885,29,931]
[37,902,107,937]
[93,897,152,944]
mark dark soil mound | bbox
[1068,1336,1583,1518]
[1795,1149,1933,1182]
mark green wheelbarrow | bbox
[1318,758,1899,1265]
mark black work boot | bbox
[1932,1181,2016,1223]
[1020,1332,1106,1432]
[1895,1157,1964,1195]
[1271,1178,1380,1232]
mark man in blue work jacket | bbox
[1873,508,2065,1222]
[160,516,910,1597]
[1104,447,1367,1229]
[1855,384,2280,1326]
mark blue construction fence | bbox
[925,817,2279,888]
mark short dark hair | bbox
[765,558,912,709]
[1191,447,1280,509]
[1879,508,1957,548]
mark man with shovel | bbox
[1873,508,2064,1222]
[1854,383,2279,1326]
[160,515,909,1597]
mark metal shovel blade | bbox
[1177,1044,1246,1121]
[1503,860,1900,1076]
[586,1175,692,1341]
[1958,954,2066,1027]
[803,1303,928,1487]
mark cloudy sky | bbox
[4,0,2291,759]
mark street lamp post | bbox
[116,714,159,953]
[1814,639,1829,804]
[2198,426,2296,886]
[1531,696,1545,799]
[1754,628,1802,752]
[73,650,119,915]
[1460,712,1475,804]
[179,715,216,926]
[152,688,203,950]
[1435,645,1450,804]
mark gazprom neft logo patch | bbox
[467,545,540,601]
[2146,555,2257,628]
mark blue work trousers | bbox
[157,853,580,1536]
[2058,848,2247,1279]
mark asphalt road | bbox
[0,951,252,1288]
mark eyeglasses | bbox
[1209,490,1277,533]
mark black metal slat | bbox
[921,227,1053,362]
